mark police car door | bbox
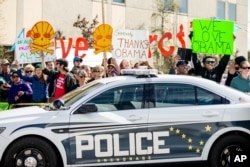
[68,83,149,166]
[146,82,225,164]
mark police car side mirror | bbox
[53,99,64,109]
[76,103,98,114]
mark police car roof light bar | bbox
[121,69,158,77]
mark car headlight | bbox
[0,127,6,134]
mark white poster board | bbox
[15,38,56,64]
[112,29,149,61]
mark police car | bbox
[0,69,250,167]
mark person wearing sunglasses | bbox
[15,60,49,103]
[225,56,246,86]
[87,65,105,83]
[189,31,230,83]
[23,64,35,77]
[8,71,33,104]
[72,69,87,89]
[230,61,250,94]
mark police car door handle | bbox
[127,115,142,121]
[202,111,220,117]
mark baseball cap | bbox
[1,59,10,65]
[176,60,188,67]
[56,58,68,67]
[73,56,83,62]
[35,64,42,69]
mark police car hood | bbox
[0,106,58,124]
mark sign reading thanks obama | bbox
[112,29,149,61]
[192,19,234,55]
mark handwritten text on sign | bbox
[192,19,234,55]
[16,38,56,64]
[112,30,149,61]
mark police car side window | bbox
[196,87,225,105]
[154,83,196,107]
[87,84,144,112]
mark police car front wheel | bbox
[2,136,58,167]
[209,134,250,167]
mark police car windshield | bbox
[60,82,104,107]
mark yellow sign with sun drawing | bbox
[29,21,55,55]
[93,24,113,54]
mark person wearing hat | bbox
[176,60,189,75]
[70,56,83,74]
[107,64,118,77]
[8,71,33,104]
[0,59,11,82]
[225,56,247,86]
[15,60,49,103]
[40,51,76,100]
[0,59,12,102]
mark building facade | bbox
[0,0,248,57]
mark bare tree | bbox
[54,30,65,40]
[151,0,179,73]
[73,15,99,48]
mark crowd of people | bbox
[0,48,249,107]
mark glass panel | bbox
[87,84,144,111]
[154,83,195,108]
[217,1,225,19]
[178,0,187,14]
[62,82,103,107]
[113,0,125,3]
[228,3,236,21]
[164,0,175,12]
[196,87,222,105]
[164,0,187,13]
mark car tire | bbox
[2,136,58,167]
[209,134,250,167]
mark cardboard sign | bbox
[192,19,234,55]
[112,29,149,61]
[29,21,55,55]
[93,24,113,54]
[16,38,55,64]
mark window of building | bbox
[113,0,125,3]
[164,0,188,14]
[217,0,225,19]
[228,2,236,21]
[178,0,187,13]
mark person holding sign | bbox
[192,53,230,83]
[189,31,230,83]
[15,61,49,103]
[40,52,76,100]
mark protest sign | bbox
[93,24,113,54]
[16,38,55,64]
[29,21,55,55]
[192,19,234,55]
[112,29,149,61]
